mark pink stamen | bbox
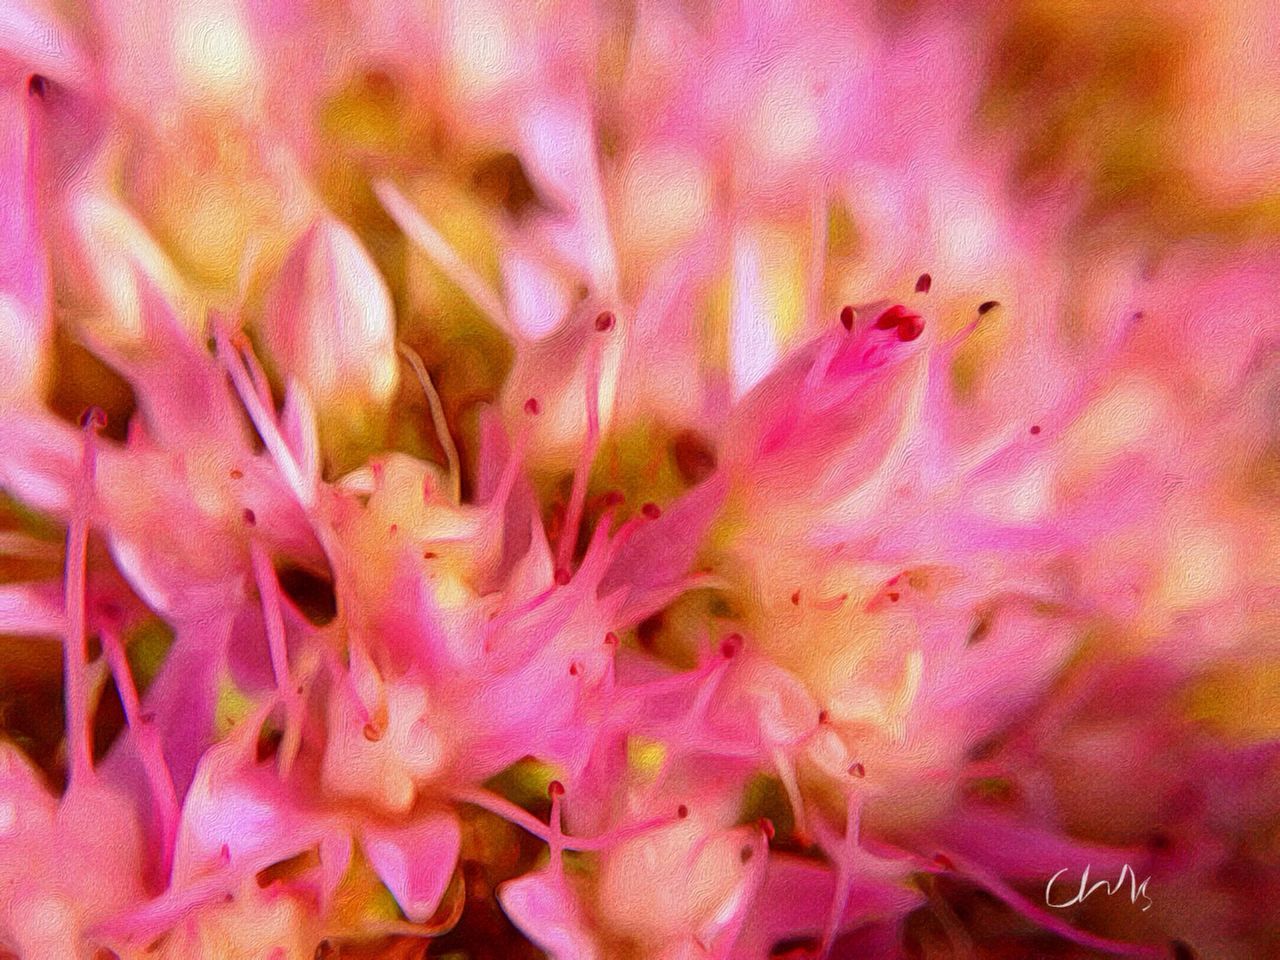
[248,539,303,777]
[64,408,105,790]
[556,336,605,574]
[230,330,275,410]
[817,796,862,960]
[547,780,566,879]
[215,328,313,507]
[450,786,673,852]
[398,342,461,504]
[101,625,178,875]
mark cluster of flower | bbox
[0,1,1277,958]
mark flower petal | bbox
[360,808,460,923]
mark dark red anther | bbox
[554,567,572,586]
[569,662,581,676]
[818,709,830,725]
[604,631,619,646]
[915,273,932,293]
[759,818,776,841]
[362,723,383,742]
[677,804,689,819]
[229,468,244,480]
[873,304,911,330]
[887,592,899,603]
[80,406,108,430]
[896,314,924,342]
[601,489,625,508]
[219,843,231,863]
[720,633,742,659]
[242,508,257,526]
[1030,425,1041,435]
[932,853,955,871]
[28,74,48,98]
[594,310,616,332]
[548,780,565,799]
[977,300,999,315]
[848,762,865,778]
[839,305,856,331]
[641,502,662,520]
[739,845,755,863]
[423,550,438,559]
[388,524,398,536]
[524,397,541,415]
[790,590,800,606]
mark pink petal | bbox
[498,868,601,960]
[360,808,460,923]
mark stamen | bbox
[374,180,510,332]
[64,408,105,790]
[817,795,862,960]
[915,273,932,293]
[450,786,674,852]
[101,625,179,875]
[398,343,461,505]
[230,330,275,410]
[978,300,999,315]
[214,328,312,507]
[839,305,856,331]
[556,333,607,574]
[248,538,303,777]
[896,314,925,342]
[547,781,565,879]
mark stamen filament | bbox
[556,340,604,573]
[249,539,303,777]
[63,411,103,790]
[398,342,461,505]
[101,625,178,873]
[215,329,312,507]
[374,180,510,332]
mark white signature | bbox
[1045,864,1153,912]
